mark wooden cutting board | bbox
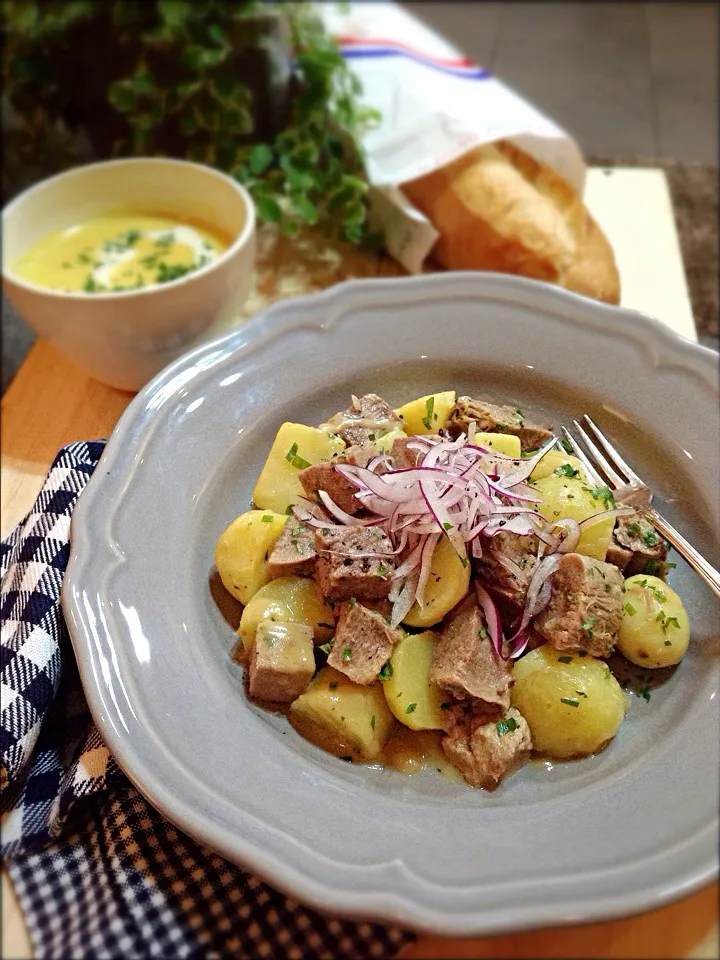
[1,169,716,960]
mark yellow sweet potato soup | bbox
[12,211,230,294]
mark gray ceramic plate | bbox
[63,273,720,936]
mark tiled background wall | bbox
[405,2,718,162]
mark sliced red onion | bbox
[505,553,562,645]
[485,475,542,503]
[419,480,468,562]
[318,490,362,526]
[366,453,392,473]
[546,517,581,554]
[474,582,505,660]
[494,553,525,580]
[508,628,531,659]
[391,572,419,627]
[392,541,425,580]
[579,506,635,528]
[493,440,556,489]
[415,532,440,608]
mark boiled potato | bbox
[532,474,615,560]
[511,644,627,759]
[289,666,394,761]
[238,576,335,652]
[373,427,407,454]
[253,423,345,514]
[474,432,521,458]
[382,632,447,730]
[530,450,588,482]
[618,574,690,668]
[214,510,287,605]
[395,391,456,436]
[403,535,471,627]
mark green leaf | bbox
[157,0,191,30]
[107,79,137,114]
[177,78,203,99]
[130,67,156,96]
[249,143,273,176]
[178,114,198,137]
[292,195,318,225]
[183,44,230,71]
[255,193,283,223]
[206,23,229,48]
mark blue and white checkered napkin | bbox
[1,442,414,959]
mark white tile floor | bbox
[405,1,718,162]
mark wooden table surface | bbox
[2,169,717,958]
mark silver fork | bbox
[560,415,720,599]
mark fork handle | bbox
[648,508,720,599]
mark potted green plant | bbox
[1,0,379,243]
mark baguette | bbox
[401,140,620,305]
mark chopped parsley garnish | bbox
[376,563,389,576]
[156,261,195,284]
[643,528,659,547]
[560,438,574,454]
[626,522,641,536]
[342,647,352,662]
[665,616,680,630]
[77,251,93,264]
[664,639,672,646]
[652,587,667,603]
[582,617,599,639]
[584,485,616,509]
[604,666,612,679]
[665,561,677,569]
[644,559,662,575]
[637,686,651,701]
[496,717,518,735]
[567,593,575,602]
[284,442,311,470]
[624,602,637,616]
[442,521,453,531]
[292,526,304,536]
[154,232,174,249]
[478,624,488,639]
[262,514,274,522]
[560,697,580,708]
[405,702,417,714]
[319,641,333,654]
[558,655,573,663]
[576,690,588,698]
[348,597,357,607]
[422,396,435,430]
[370,715,376,730]
[554,463,579,478]
[83,274,102,293]
[378,662,393,681]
